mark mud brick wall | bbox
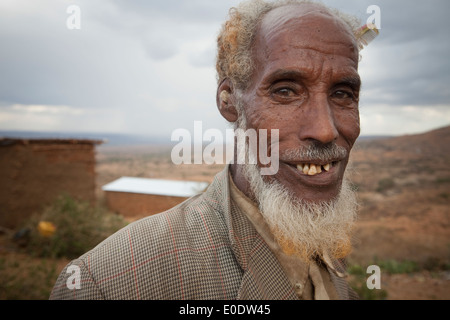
[104,191,188,219]
[0,139,101,229]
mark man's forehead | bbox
[256,4,358,61]
[259,3,336,33]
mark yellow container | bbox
[38,221,56,237]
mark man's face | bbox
[239,5,361,203]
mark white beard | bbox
[233,106,358,260]
[241,161,358,260]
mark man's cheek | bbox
[336,112,360,143]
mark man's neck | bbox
[229,163,257,203]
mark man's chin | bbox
[246,163,358,263]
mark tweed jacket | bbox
[50,166,358,300]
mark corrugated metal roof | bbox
[102,176,209,198]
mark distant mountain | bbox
[356,135,394,141]
[2,126,448,152]
[0,130,170,146]
[355,125,450,158]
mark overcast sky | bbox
[0,0,449,141]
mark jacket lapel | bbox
[235,232,299,300]
[206,165,357,300]
[210,166,298,300]
[324,255,359,300]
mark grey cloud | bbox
[112,0,237,25]
[0,0,448,137]
[322,0,450,108]
[0,1,169,111]
[86,1,239,62]
[369,0,450,45]
[359,35,450,107]
[188,45,216,69]
[141,33,178,60]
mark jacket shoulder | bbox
[50,192,239,299]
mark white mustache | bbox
[281,143,347,163]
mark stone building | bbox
[0,138,102,229]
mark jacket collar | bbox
[205,165,298,299]
[204,165,353,300]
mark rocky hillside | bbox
[348,125,450,267]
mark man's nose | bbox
[298,94,339,144]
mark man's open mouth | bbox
[288,161,340,176]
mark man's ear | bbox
[216,79,238,123]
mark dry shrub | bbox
[23,194,127,259]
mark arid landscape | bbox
[95,125,450,299]
[346,126,450,299]
[1,125,449,299]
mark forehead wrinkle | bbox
[259,4,338,40]
[261,7,354,43]
[249,4,359,93]
[261,50,358,86]
[260,29,358,64]
[254,5,359,66]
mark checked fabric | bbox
[50,165,358,300]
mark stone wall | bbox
[0,138,102,229]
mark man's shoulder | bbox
[84,191,226,267]
[50,167,243,299]
[50,185,238,299]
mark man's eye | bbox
[333,90,354,100]
[274,87,296,97]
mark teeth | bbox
[296,162,332,175]
[308,164,317,175]
[303,164,309,174]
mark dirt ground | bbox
[345,127,450,299]
[380,271,450,300]
[1,126,449,300]
[93,127,450,300]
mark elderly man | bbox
[51,0,363,300]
